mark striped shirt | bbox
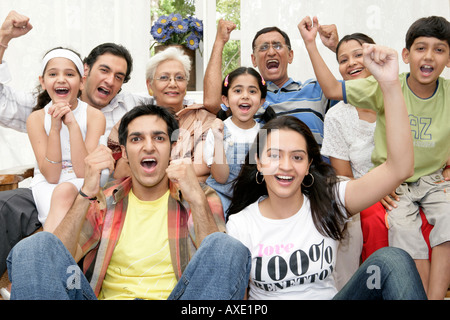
[255,78,337,145]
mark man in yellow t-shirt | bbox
[7,104,251,300]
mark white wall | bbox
[241,0,450,81]
[0,0,151,172]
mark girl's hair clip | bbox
[220,103,229,111]
[261,75,266,86]
[224,74,230,87]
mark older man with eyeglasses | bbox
[204,19,341,147]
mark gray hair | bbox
[146,46,191,82]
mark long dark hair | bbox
[33,47,83,112]
[227,116,348,240]
[217,67,275,123]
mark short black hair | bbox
[118,104,179,147]
[405,16,450,50]
[84,43,133,83]
[252,26,292,51]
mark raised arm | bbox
[0,11,35,132]
[166,158,222,246]
[345,44,413,215]
[203,20,236,114]
[53,145,115,260]
[298,16,343,100]
[0,11,33,62]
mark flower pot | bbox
[154,45,196,91]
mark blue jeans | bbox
[6,232,251,300]
[334,247,427,300]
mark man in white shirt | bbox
[0,11,144,276]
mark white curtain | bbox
[0,0,151,171]
[241,0,450,81]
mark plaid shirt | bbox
[78,177,225,296]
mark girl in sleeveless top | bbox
[26,47,106,232]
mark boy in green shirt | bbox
[299,15,450,299]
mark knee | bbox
[8,232,60,264]
[52,183,78,200]
[201,232,251,265]
[366,247,415,272]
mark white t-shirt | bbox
[203,117,260,166]
[226,181,348,300]
[321,102,376,179]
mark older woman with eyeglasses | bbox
[108,46,215,182]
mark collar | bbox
[106,176,182,205]
[267,78,302,90]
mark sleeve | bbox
[321,108,350,160]
[226,216,241,240]
[202,129,215,167]
[343,76,385,113]
[0,61,36,132]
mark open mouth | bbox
[97,86,111,97]
[349,68,364,76]
[266,59,280,70]
[420,65,434,75]
[141,158,157,172]
[238,103,251,113]
[55,87,70,96]
[275,175,293,182]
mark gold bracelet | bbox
[45,156,62,164]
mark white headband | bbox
[41,48,84,77]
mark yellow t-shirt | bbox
[99,190,177,300]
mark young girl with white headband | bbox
[26,47,106,232]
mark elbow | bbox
[399,160,415,182]
[203,98,220,114]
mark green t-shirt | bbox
[344,73,450,182]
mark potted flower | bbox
[150,13,203,90]
[151,13,203,51]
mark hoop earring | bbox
[302,173,315,188]
[255,171,265,185]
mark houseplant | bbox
[150,13,203,91]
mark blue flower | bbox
[156,15,170,26]
[190,17,203,33]
[173,20,189,34]
[185,34,200,50]
[151,23,166,40]
[168,13,183,24]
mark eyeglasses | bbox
[154,75,187,83]
[254,42,290,52]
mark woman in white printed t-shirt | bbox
[225,44,426,300]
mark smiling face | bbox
[337,40,372,80]
[251,31,293,88]
[257,129,311,202]
[222,73,265,129]
[39,57,83,106]
[402,36,450,95]
[121,114,172,201]
[147,59,188,112]
[82,53,128,109]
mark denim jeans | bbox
[6,231,251,300]
[334,247,427,300]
